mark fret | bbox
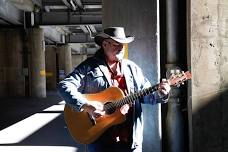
[105,83,164,112]
[111,85,159,109]
[128,94,134,103]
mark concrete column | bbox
[164,0,185,151]
[27,28,46,98]
[58,44,72,80]
[6,29,25,97]
[0,30,8,97]
[45,45,57,90]
[72,54,87,68]
[103,1,161,151]
[189,0,228,152]
[0,29,25,97]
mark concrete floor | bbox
[0,91,86,152]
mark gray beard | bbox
[115,51,124,61]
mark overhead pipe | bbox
[79,25,89,33]
[69,0,77,11]
[72,0,85,11]
[85,25,94,38]
[88,25,97,33]
[79,25,94,39]
[62,0,73,10]
[62,0,84,11]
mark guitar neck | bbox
[113,84,159,108]
[106,71,192,110]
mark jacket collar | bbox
[121,59,134,94]
[94,49,134,93]
[93,49,112,86]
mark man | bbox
[58,27,171,152]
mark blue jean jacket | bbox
[58,50,167,150]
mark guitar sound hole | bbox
[104,102,116,115]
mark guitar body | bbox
[64,87,126,144]
[64,71,192,144]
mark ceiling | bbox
[0,0,102,53]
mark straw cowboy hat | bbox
[94,27,134,46]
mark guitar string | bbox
[104,86,158,113]
[103,72,191,112]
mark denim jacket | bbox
[57,49,167,150]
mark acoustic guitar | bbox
[64,71,192,144]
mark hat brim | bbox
[94,33,134,46]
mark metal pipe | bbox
[85,25,94,38]
[62,0,72,9]
[69,0,77,11]
[72,0,84,10]
[165,0,185,151]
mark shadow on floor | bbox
[0,91,85,152]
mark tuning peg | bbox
[175,69,180,74]
[167,70,175,79]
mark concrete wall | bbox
[103,0,160,81]
[189,0,228,151]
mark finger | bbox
[161,78,167,82]
[161,79,170,86]
[161,85,170,93]
[120,104,130,115]
[160,89,168,95]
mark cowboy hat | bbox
[94,27,134,46]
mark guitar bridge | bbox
[87,112,96,125]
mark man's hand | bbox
[120,104,130,115]
[81,101,105,119]
[158,79,171,97]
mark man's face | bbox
[102,39,124,63]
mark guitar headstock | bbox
[167,69,192,87]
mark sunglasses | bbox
[104,40,123,49]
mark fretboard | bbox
[113,84,159,108]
